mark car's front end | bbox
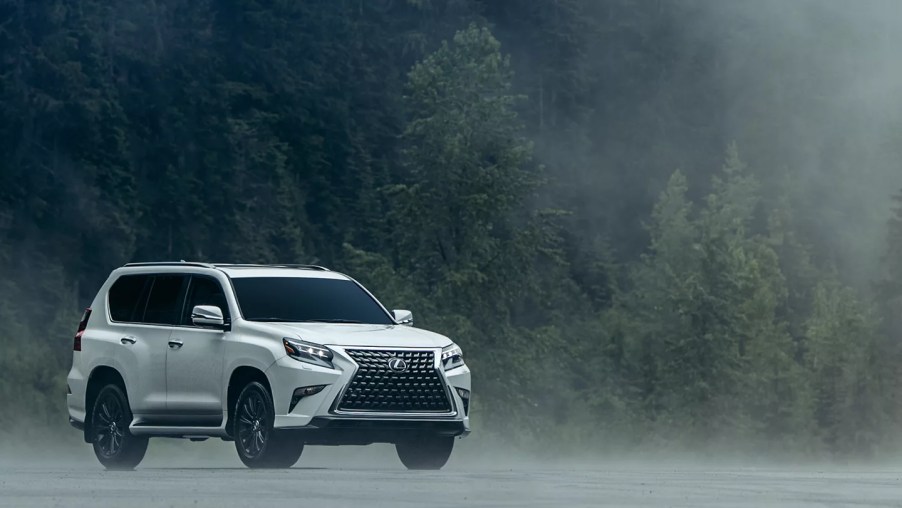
[220,266,471,468]
[266,332,471,445]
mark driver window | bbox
[183,276,230,325]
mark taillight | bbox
[74,308,91,351]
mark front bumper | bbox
[285,417,468,445]
[266,345,471,439]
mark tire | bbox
[395,436,454,470]
[89,384,148,470]
[233,381,303,468]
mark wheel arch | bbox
[84,366,128,443]
[226,366,272,436]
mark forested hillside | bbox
[3,0,902,457]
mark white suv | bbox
[67,262,471,470]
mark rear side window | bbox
[143,275,187,325]
[108,275,150,322]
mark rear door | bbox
[108,274,185,416]
[165,275,228,423]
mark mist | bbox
[3,2,902,493]
[708,0,902,282]
[508,0,902,286]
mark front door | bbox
[165,275,228,424]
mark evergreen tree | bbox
[623,147,805,448]
[391,24,537,306]
[806,277,884,455]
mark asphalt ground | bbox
[1,442,901,507]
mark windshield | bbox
[232,277,393,325]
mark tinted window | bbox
[143,275,186,325]
[232,277,393,325]
[182,276,230,325]
[108,275,150,322]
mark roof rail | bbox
[123,262,331,271]
[212,263,330,271]
[272,264,330,271]
[123,261,216,269]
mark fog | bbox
[3,4,902,505]
[517,0,902,286]
[710,0,902,282]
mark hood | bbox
[254,322,454,348]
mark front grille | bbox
[336,349,452,413]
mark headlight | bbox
[441,343,465,371]
[283,337,334,368]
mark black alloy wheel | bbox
[90,384,148,470]
[396,435,455,470]
[233,381,303,468]
[236,386,269,457]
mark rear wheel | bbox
[90,384,148,470]
[396,436,454,470]
[233,381,303,468]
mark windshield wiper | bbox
[248,317,299,322]
[300,318,363,324]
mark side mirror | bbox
[192,305,225,328]
[392,309,413,326]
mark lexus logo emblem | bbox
[387,357,408,372]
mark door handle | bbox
[168,339,184,349]
[120,336,137,345]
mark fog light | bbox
[289,385,327,412]
[455,388,470,415]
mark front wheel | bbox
[90,384,148,470]
[395,436,454,470]
[233,381,303,468]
